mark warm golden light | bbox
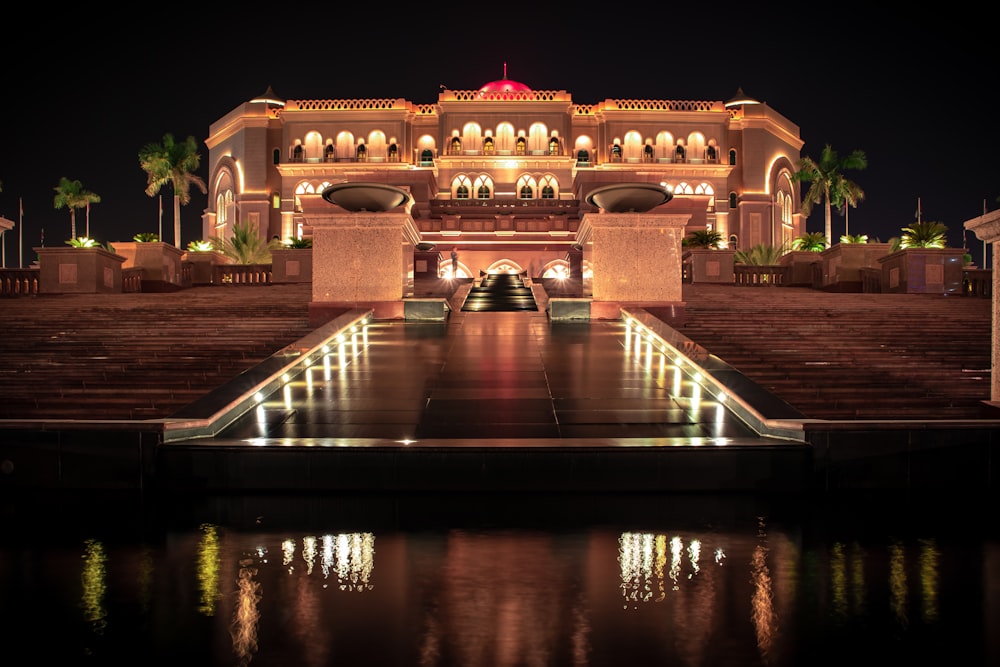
[197,523,222,616]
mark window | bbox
[548,136,559,156]
[456,185,469,199]
[541,185,555,199]
[477,185,491,199]
[516,137,526,156]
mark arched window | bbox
[324,143,335,162]
[356,143,367,161]
[516,137,526,156]
[643,144,654,161]
[576,149,590,164]
[611,142,622,160]
[729,192,738,209]
[548,136,559,156]
[272,148,280,165]
[420,148,433,164]
[451,137,462,154]
[388,143,398,161]
[473,175,493,199]
[541,185,555,199]
[706,144,717,162]
[292,143,303,162]
[729,149,737,166]
[453,174,472,200]
[483,136,494,154]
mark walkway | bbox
[0,281,997,493]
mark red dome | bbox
[479,79,532,93]
[477,64,532,99]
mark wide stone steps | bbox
[646,284,993,420]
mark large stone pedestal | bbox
[35,246,126,294]
[576,211,690,318]
[306,210,421,321]
[113,241,186,291]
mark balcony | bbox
[428,198,581,217]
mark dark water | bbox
[1,490,997,666]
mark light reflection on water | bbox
[0,492,996,666]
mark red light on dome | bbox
[477,62,532,99]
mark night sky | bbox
[3,7,996,267]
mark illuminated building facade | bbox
[203,77,804,279]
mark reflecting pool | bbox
[1,490,996,666]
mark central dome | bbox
[477,63,532,99]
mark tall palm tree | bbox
[831,172,865,238]
[792,144,867,247]
[53,177,101,239]
[139,134,207,248]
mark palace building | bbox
[202,74,804,282]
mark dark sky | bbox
[3,8,997,267]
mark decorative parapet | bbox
[442,89,570,102]
[604,99,724,112]
[284,98,413,112]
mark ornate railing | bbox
[0,268,40,297]
[963,268,992,297]
[733,265,789,286]
[215,264,272,285]
[122,268,143,293]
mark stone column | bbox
[576,211,690,319]
[965,209,1000,402]
[304,207,421,322]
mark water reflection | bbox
[0,492,995,665]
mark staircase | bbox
[461,273,538,312]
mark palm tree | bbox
[734,243,786,265]
[791,231,827,252]
[53,177,101,239]
[899,221,948,249]
[684,229,724,248]
[792,144,867,247]
[139,134,207,248]
[212,220,279,264]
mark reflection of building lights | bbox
[750,543,777,658]
[620,532,720,606]
[919,538,940,622]
[197,524,221,616]
[81,538,107,631]
[889,541,908,627]
[231,563,261,664]
[282,539,296,570]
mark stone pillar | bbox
[576,211,690,318]
[305,210,420,321]
[965,210,1000,402]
